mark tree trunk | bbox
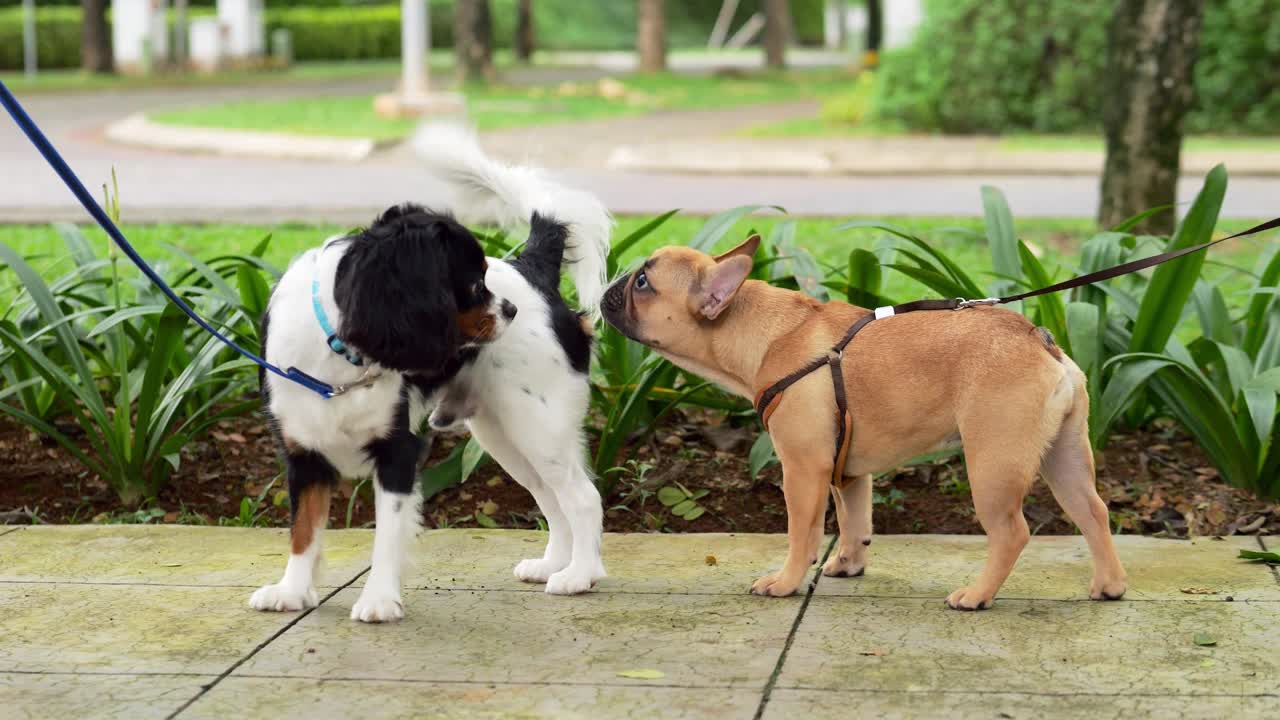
[515,0,535,63]
[1099,0,1204,235]
[763,0,789,69]
[865,0,882,66]
[636,0,666,73]
[455,0,494,84]
[80,0,113,74]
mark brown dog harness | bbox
[753,299,962,488]
[748,214,1280,490]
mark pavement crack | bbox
[752,535,836,720]
[164,566,369,719]
[1258,536,1280,587]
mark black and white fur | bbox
[249,126,610,622]
[417,125,611,598]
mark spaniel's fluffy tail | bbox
[412,123,613,316]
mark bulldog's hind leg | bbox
[1041,383,1127,600]
[823,474,872,578]
[807,490,829,565]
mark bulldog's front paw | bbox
[750,572,801,597]
[945,585,995,611]
[351,590,404,623]
[821,552,866,578]
[1089,575,1127,601]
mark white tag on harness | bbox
[874,306,896,320]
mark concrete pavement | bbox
[0,526,1276,718]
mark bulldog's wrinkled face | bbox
[600,235,760,355]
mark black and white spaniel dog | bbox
[250,126,611,622]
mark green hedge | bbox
[1,1,828,70]
[872,0,1280,135]
[0,7,81,71]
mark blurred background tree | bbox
[2,1,831,73]
[454,0,494,84]
[79,0,110,72]
[514,0,533,63]
[1099,0,1204,235]
[863,0,879,67]
[870,0,1278,136]
[637,0,666,72]
[763,0,789,68]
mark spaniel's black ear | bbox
[334,214,461,374]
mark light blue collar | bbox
[312,264,363,367]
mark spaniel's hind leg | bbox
[541,449,605,595]
[469,416,574,583]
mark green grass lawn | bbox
[745,118,1280,154]
[147,69,852,140]
[741,116,903,138]
[1,214,1270,313]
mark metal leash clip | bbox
[329,369,383,397]
[955,297,1002,310]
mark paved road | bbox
[2,81,1276,223]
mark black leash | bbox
[976,216,1280,307]
[754,215,1280,484]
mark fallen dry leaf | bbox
[704,554,717,566]
[1193,633,1217,647]
[1180,587,1219,595]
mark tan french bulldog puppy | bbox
[600,234,1127,609]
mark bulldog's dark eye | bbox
[472,282,485,299]
[634,271,649,291]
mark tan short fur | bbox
[600,236,1127,609]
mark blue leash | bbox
[0,81,338,399]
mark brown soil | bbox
[1,412,1276,540]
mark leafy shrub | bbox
[267,5,410,62]
[818,70,877,126]
[872,0,1280,134]
[0,7,81,71]
[0,223,277,505]
[832,168,1280,497]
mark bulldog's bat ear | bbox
[713,233,761,263]
[694,255,752,320]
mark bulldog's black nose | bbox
[602,279,626,316]
[501,300,517,320]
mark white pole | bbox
[401,0,428,101]
[22,0,37,78]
